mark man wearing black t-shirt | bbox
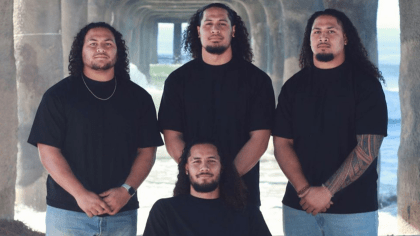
[28,22,163,235]
[159,3,275,206]
[143,141,272,236]
[273,9,387,235]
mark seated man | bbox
[143,140,272,236]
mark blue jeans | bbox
[46,205,137,236]
[283,205,378,236]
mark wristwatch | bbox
[121,183,136,197]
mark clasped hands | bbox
[299,186,333,216]
[75,187,131,217]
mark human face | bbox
[82,27,117,71]
[185,144,222,194]
[310,15,347,67]
[197,7,236,55]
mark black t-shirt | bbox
[273,62,388,214]
[143,195,272,236]
[28,75,164,213]
[158,57,275,206]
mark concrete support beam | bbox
[173,22,182,64]
[61,0,88,77]
[398,0,420,233]
[0,0,17,220]
[323,0,378,65]
[280,0,324,82]
[13,0,63,211]
[151,21,159,64]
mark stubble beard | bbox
[315,53,334,62]
[190,174,220,193]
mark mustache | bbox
[317,43,330,47]
[197,173,214,177]
[94,53,109,57]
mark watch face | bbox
[128,187,135,196]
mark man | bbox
[143,141,272,236]
[273,9,387,235]
[158,3,275,206]
[28,22,163,235]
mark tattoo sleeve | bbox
[324,134,384,195]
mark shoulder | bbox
[237,59,270,80]
[43,76,77,100]
[151,196,185,211]
[282,67,310,91]
[351,67,384,92]
[166,59,200,82]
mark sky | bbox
[377,0,400,29]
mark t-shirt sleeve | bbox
[248,74,276,132]
[158,73,184,133]
[138,93,164,148]
[143,200,169,236]
[248,206,272,236]
[272,79,294,138]
[355,78,388,136]
[27,89,66,148]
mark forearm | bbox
[124,147,157,190]
[324,134,384,195]
[38,144,88,197]
[163,130,185,163]
[273,136,309,193]
[234,130,270,176]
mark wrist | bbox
[121,183,136,197]
[322,184,333,197]
[297,184,311,198]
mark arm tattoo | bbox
[324,134,384,195]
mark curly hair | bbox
[173,139,247,210]
[68,22,130,80]
[299,9,384,83]
[183,3,253,62]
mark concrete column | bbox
[151,21,159,64]
[280,0,324,82]
[323,0,378,65]
[230,2,251,36]
[398,0,420,233]
[130,28,140,66]
[61,0,88,77]
[241,0,269,71]
[173,22,182,64]
[258,0,284,98]
[88,0,106,22]
[0,0,17,220]
[14,0,63,211]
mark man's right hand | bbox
[299,186,333,215]
[75,190,111,217]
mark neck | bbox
[83,67,115,81]
[201,47,233,65]
[190,186,220,199]
[313,54,345,69]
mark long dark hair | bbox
[183,3,253,62]
[299,9,384,83]
[68,22,130,80]
[173,140,247,209]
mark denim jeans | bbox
[283,205,378,236]
[46,205,137,236]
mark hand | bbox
[74,190,111,217]
[99,187,131,215]
[299,186,333,216]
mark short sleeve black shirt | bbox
[143,195,272,236]
[158,57,276,206]
[273,62,388,213]
[28,75,164,213]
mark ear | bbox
[232,25,236,37]
[185,163,189,175]
[344,33,348,45]
[197,26,201,38]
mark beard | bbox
[190,174,220,193]
[91,60,115,70]
[205,45,228,55]
[315,53,334,62]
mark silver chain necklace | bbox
[81,73,117,101]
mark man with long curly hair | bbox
[143,140,271,236]
[158,3,275,207]
[28,22,163,235]
[273,9,387,235]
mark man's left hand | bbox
[299,186,333,216]
[99,187,131,215]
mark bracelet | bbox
[297,184,311,198]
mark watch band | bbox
[121,183,136,197]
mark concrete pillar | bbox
[241,0,269,71]
[323,0,378,65]
[230,2,251,36]
[398,0,420,233]
[173,22,182,64]
[0,1,17,220]
[130,28,140,66]
[88,0,107,22]
[258,0,284,98]
[61,0,88,77]
[13,0,63,211]
[151,21,159,64]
